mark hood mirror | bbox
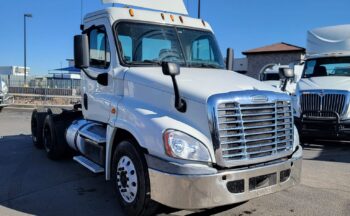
[280,68,295,79]
[279,68,295,92]
[162,62,186,113]
[162,62,180,76]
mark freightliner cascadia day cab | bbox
[293,24,350,142]
[31,0,302,215]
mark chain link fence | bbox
[1,75,81,106]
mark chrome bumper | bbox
[149,148,302,210]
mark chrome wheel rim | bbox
[116,156,138,203]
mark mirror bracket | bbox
[162,62,187,113]
[97,73,108,86]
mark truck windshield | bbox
[115,22,225,69]
[303,57,350,78]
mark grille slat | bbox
[217,100,293,162]
[219,122,291,131]
[219,116,291,125]
[220,128,291,138]
[301,92,346,118]
[220,133,292,145]
[222,139,293,151]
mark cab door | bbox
[81,20,115,123]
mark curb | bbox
[3,104,74,111]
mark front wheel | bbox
[112,140,158,216]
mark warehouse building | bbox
[234,42,305,79]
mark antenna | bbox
[81,0,84,24]
[198,0,201,18]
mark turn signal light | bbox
[111,107,117,114]
[179,16,184,23]
[129,9,135,17]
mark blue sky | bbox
[0,0,349,75]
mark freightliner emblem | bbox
[251,95,268,103]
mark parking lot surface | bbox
[0,109,349,216]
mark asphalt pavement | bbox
[0,109,349,216]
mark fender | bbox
[104,97,215,180]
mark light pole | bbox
[198,0,201,18]
[24,13,32,86]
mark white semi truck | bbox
[293,24,350,142]
[31,0,302,215]
[0,79,9,111]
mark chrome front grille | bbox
[218,101,293,161]
[208,91,294,168]
[300,92,347,118]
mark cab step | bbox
[73,156,105,174]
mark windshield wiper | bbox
[190,62,222,69]
[142,60,162,66]
[124,60,161,66]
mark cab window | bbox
[89,27,111,68]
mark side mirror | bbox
[162,62,180,76]
[279,68,295,92]
[161,62,186,112]
[226,48,234,71]
[97,73,108,86]
[279,68,295,79]
[74,34,90,69]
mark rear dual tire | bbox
[43,114,69,160]
[31,108,82,160]
[31,108,52,149]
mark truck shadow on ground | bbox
[159,202,251,216]
[301,140,350,163]
[0,134,248,216]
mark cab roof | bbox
[101,0,188,15]
[84,7,212,32]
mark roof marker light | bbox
[170,14,175,22]
[129,8,135,17]
[161,13,165,20]
[202,20,206,27]
[179,16,184,23]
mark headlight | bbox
[1,82,8,94]
[293,126,300,151]
[3,86,8,94]
[163,130,212,162]
[291,94,300,117]
[344,98,350,119]
[292,126,302,158]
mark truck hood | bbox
[298,77,350,92]
[124,67,280,103]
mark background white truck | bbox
[0,79,9,111]
[293,24,350,142]
[260,64,304,94]
[30,0,302,215]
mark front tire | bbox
[112,140,158,216]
